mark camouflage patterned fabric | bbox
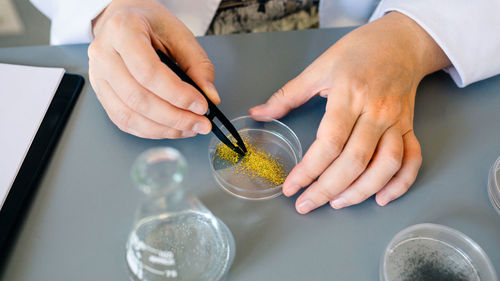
[207,0,319,35]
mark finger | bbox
[92,77,191,139]
[159,20,221,105]
[100,49,212,134]
[283,94,360,196]
[375,131,422,206]
[249,69,323,119]
[295,114,389,214]
[109,18,210,115]
[330,127,403,209]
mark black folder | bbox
[0,73,84,256]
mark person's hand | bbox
[88,0,219,139]
[250,12,451,214]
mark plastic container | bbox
[380,223,498,281]
[488,156,500,216]
[208,116,302,200]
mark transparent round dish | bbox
[380,223,498,281]
[208,115,302,200]
[488,156,500,216]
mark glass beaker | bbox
[125,147,235,281]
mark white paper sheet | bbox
[0,63,65,209]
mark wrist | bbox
[91,4,110,36]
[384,12,451,79]
[91,0,137,36]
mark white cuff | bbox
[31,0,221,44]
[31,0,111,45]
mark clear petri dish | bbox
[488,156,500,216]
[380,223,498,281]
[208,115,302,200]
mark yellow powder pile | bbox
[215,139,286,186]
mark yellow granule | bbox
[215,139,286,186]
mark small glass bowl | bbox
[380,223,497,281]
[208,115,302,200]
[488,156,500,216]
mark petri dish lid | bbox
[488,156,500,216]
[380,223,498,281]
[208,116,302,200]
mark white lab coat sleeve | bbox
[30,0,111,45]
[30,0,221,45]
[370,0,500,87]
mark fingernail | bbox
[188,101,206,115]
[206,83,220,104]
[284,185,300,196]
[192,123,210,134]
[249,104,266,114]
[181,131,196,137]
[297,200,315,214]
[378,194,392,206]
[331,198,348,209]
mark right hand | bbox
[88,0,219,139]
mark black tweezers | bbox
[156,50,247,156]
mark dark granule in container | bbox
[404,254,472,281]
[385,238,480,281]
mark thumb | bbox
[249,71,319,119]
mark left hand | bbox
[249,12,451,214]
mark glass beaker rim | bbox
[131,147,187,194]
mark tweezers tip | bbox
[236,147,246,156]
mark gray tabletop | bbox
[1,28,499,281]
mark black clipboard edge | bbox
[0,73,84,267]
